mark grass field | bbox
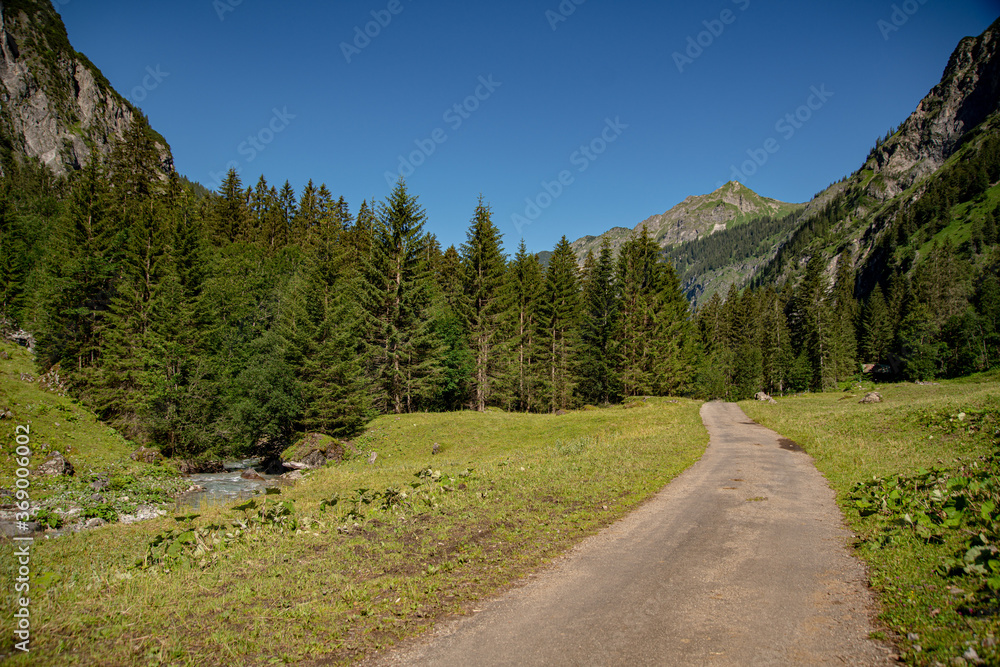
[1,397,707,666]
[742,376,1000,667]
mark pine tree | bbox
[499,240,544,412]
[360,179,442,413]
[860,284,892,364]
[577,238,620,404]
[651,259,698,396]
[616,227,663,397]
[538,236,580,412]
[830,248,858,380]
[212,169,249,244]
[792,254,836,391]
[458,197,507,412]
[0,180,28,324]
[302,279,371,436]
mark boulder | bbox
[240,468,265,481]
[755,392,778,404]
[859,392,883,404]
[281,470,303,480]
[282,461,309,471]
[129,446,162,464]
[300,449,328,469]
[36,452,74,477]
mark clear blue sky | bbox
[58,0,1000,254]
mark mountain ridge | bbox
[0,0,172,174]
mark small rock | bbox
[240,468,265,481]
[280,470,303,480]
[859,391,883,404]
[908,633,920,642]
[554,409,567,416]
[282,460,309,470]
[82,517,107,530]
[90,493,104,503]
[982,636,997,649]
[118,505,165,525]
[367,452,378,465]
[36,452,74,477]
[432,443,440,455]
[963,648,980,663]
[89,475,110,492]
[755,391,777,404]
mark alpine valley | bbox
[0,3,997,454]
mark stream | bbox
[173,459,286,512]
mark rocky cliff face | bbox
[569,181,801,262]
[864,17,1000,200]
[0,0,171,175]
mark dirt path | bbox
[367,402,894,666]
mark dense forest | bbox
[0,116,998,461]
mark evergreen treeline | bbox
[0,120,702,460]
[0,118,998,460]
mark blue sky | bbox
[58,0,1000,254]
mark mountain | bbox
[754,16,1000,296]
[569,181,802,264]
[562,17,1000,308]
[0,0,171,174]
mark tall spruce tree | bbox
[616,227,662,396]
[792,254,836,391]
[577,238,620,404]
[538,236,580,412]
[360,179,442,413]
[499,240,544,412]
[830,248,859,381]
[458,197,507,412]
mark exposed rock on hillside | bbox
[0,0,172,174]
[864,17,1000,200]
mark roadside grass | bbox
[742,376,1000,666]
[1,398,707,666]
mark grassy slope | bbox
[0,341,133,476]
[1,398,707,666]
[742,377,1000,666]
[0,341,186,525]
